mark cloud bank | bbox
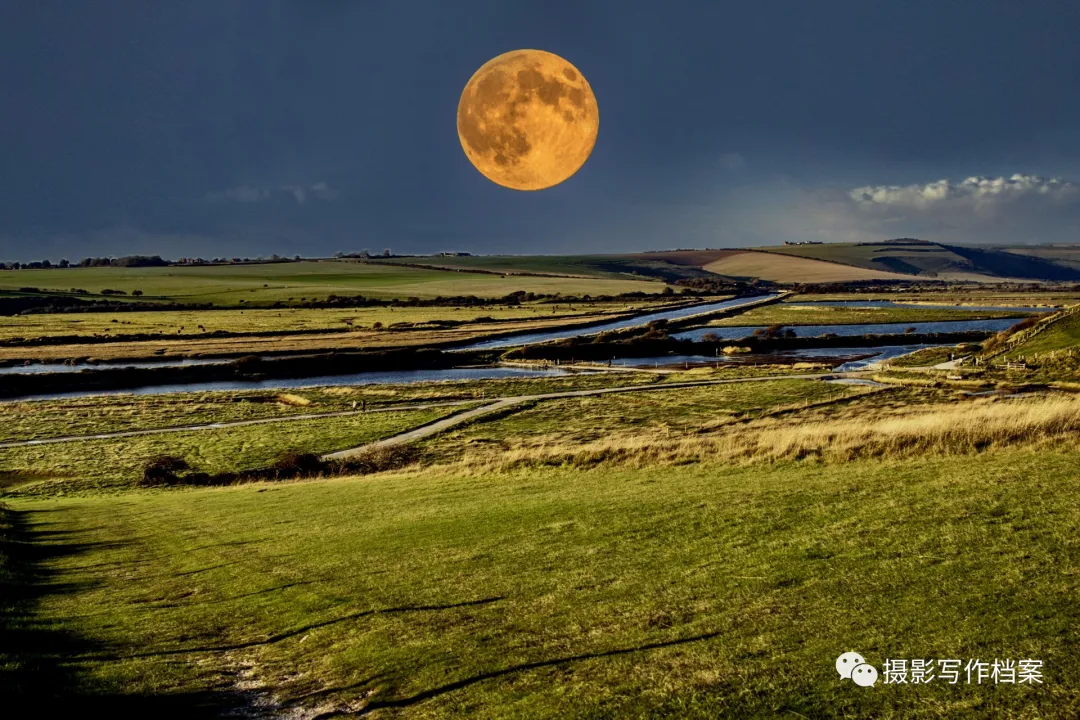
[849,174,1079,210]
[792,174,1080,245]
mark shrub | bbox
[333,444,418,475]
[273,452,324,478]
[140,455,189,486]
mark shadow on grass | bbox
[0,504,251,718]
[92,595,506,660]
[334,630,725,717]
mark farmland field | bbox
[0,302,659,343]
[0,261,667,305]
[0,310,652,363]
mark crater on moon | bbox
[457,49,599,191]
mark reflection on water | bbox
[674,317,1021,342]
[612,343,940,371]
[7,366,579,403]
[0,357,229,375]
[456,294,782,350]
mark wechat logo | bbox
[836,651,879,687]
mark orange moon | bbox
[457,49,599,191]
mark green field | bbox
[705,303,1031,327]
[5,444,1077,717]
[0,261,666,305]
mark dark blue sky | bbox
[2,0,1080,261]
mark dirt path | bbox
[321,372,850,460]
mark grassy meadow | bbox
[5,440,1078,717]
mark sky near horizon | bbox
[2,1,1080,261]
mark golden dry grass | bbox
[448,393,1080,472]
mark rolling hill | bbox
[758,240,1080,282]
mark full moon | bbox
[457,49,599,191]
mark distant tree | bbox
[58,258,70,268]
[132,289,144,297]
[382,248,391,257]
[41,259,52,268]
[293,254,301,261]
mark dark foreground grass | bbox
[5,448,1078,717]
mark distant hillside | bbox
[372,243,1080,286]
[374,254,720,283]
[760,241,1080,282]
[1000,246,1080,273]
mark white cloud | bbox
[202,181,339,205]
[310,181,339,201]
[773,173,1080,245]
[849,174,1079,210]
[284,185,307,204]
